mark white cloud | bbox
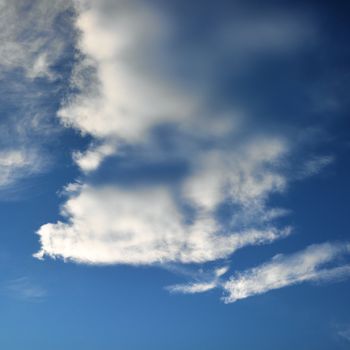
[33,1,297,267]
[167,281,218,294]
[215,266,230,277]
[0,149,42,188]
[27,0,347,305]
[73,143,117,173]
[166,242,350,300]
[35,184,290,265]
[59,0,200,144]
[55,0,320,177]
[182,137,288,211]
[222,242,350,303]
[166,266,229,295]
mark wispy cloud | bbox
[0,149,43,188]
[0,0,71,79]
[338,325,350,342]
[3,277,47,302]
[222,242,350,303]
[168,281,218,294]
[297,155,334,178]
[167,266,229,294]
[166,242,350,302]
[0,0,75,192]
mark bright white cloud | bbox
[222,242,350,303]
[35,184,290,265]
[73,143,117,173]
[59,0,200,144]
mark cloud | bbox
[35,184,290,265]
[165,242,350,301]
[182,137,288,211]
[3,277,47,302]
[0,0,75,192]
[0,114,56,192]
[26,0,349,305]
[73,142,117,173]
[338,326,350,342]
[167,281,218,294]
[298,155,334,178]
[34,1,299,267]
[58,1,315,158]
[222,242,350,303]
[166,266,229,294]
[0,149,44,188]
[0,0,72,79]
[58,0,200,146]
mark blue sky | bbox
[0,0,350,348]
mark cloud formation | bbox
[0,0,75,191]
[168,242,350,303]
[59,0,199,146]
[0,150,39,187]
[35,184,290,265]
[0,0,71,79]
[222,242,350,303]
[37,0,296,264]
[167,266,229,294]
[30,0,350,303]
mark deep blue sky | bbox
[0,0,350,349]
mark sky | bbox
[0,0,350,348]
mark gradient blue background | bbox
[0,0,350,348]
